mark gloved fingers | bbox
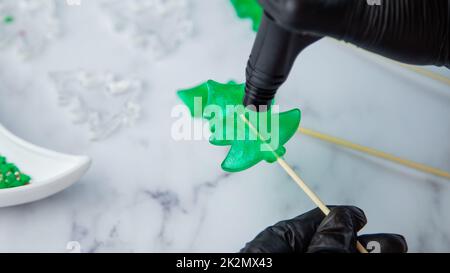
[240,207,326,253]
[357,234,408,253]
[307,206,367,253]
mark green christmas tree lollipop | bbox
[177,80,301,172]
[230,0,263,31]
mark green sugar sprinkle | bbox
[0,155,31,189]
[3,15,14,24]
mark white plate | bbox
[0,124,91,207]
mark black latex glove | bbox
[240,206,408,253]
[259,0,449,67]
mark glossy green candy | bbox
[177,80,301,172]
[230,0,263,31]
[0,155,31,189]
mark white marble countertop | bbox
[0,0,449,252]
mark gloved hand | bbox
[259,0,449,67]
[240,206,408,253]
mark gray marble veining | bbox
[0,0,449,252]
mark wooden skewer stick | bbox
[276,157,368,253]
[276,157,330,215]
[299,127,450,179]
[240,114,368,253]
[332,39,450,87]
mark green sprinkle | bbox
[0,154,31,189]
[3,15,14,24]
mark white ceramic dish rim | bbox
[0,124,91,194]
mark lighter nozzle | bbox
[242,12,319,111]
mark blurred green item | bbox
[3,15,14,24]
[230,0,262,31]
[0,155,31,189]
[177,80,301,172]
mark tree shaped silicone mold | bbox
[0,0,60,59]
[50,70,143,141]
[102,0,194,59]
[178,80,301,172]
